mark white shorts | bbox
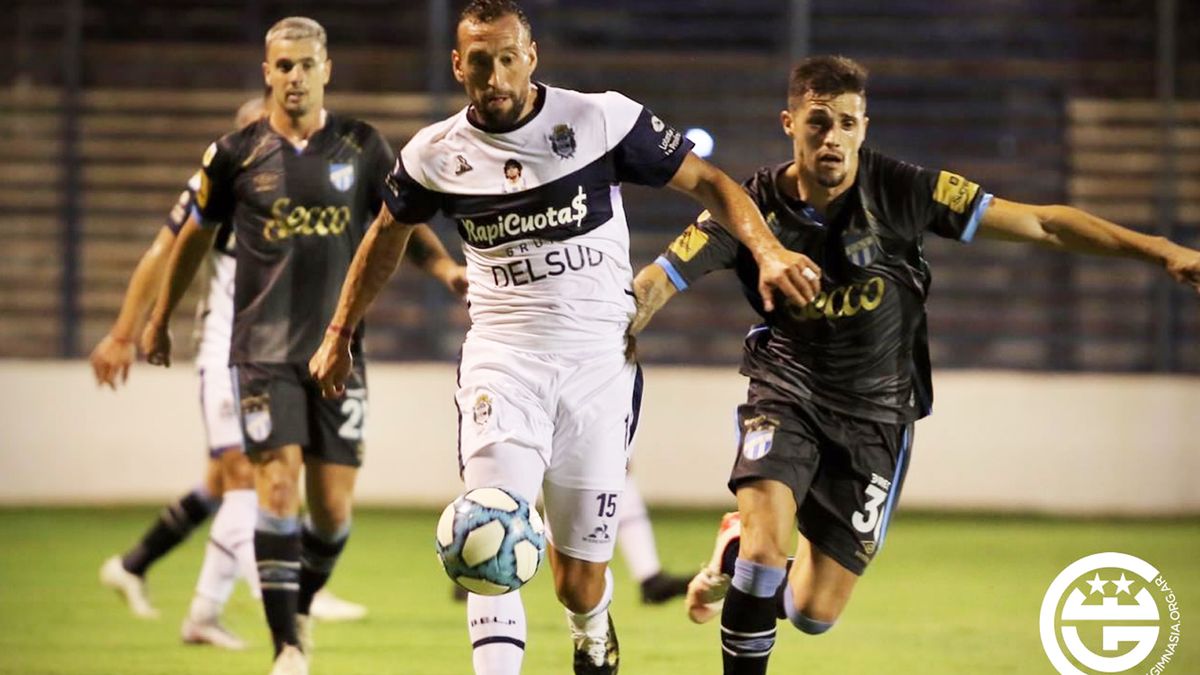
[199,366,244,456]
[456,336,643,562]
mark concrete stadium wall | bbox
[1,360,1196,515]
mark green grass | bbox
[0,508,1196,674]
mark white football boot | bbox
[99,555,159,619]
[685,512,741,624]
[310,589,367,622]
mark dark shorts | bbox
[233,361,367,467]
[728,381,913,575]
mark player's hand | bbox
[755,247,821,312]
[140,320,172,368]
[624,333,638,363]
[1165,246,1200,295]
[441,264,469,299]
[310,332,353,399]
[89,333,135,389]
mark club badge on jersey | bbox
[741,415,778,460]
[241,394,272,443]
[329,163,356,192]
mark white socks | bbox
[190,488,258,619]
[468,591,527,675]
[567,567,614,639]
[616,477,661,582]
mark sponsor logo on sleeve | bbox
[668,223,710,262]
[454,154,474,175]
[201,142,217,168]
[196,171,212,209]
[932,170,980,214]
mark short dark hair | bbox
[787,56,868,109]
[504,158,522,172]
[459,0,533,39]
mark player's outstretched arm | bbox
[405,224,468,299]
[310,206,420,398]
[629,263,679,338]
[979,198,1200,293]
[139,216,217,367]
[90,225,178,388]
[667,153,820,311]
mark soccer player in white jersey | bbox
[310,3,821,673]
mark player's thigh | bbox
[234,362,310,460]
[540,350,637,564]
[735,479,801,566]
[461,441,547,508]
[787,533,861,622]
[306,361,367,468]
[200,366,251,490]
[541,482,625,564]
[797,405,913,576]
[728,392,822,560]
[456,340,555,479]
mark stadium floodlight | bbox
[685,127,715,158]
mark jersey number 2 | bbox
[338,398,368,441]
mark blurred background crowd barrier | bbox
[2,0,1197,371]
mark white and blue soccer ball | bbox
[436,486,546,596]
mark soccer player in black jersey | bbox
[629,56,1200,674]
[140,17,465,675]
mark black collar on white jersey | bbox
[466,82,548,134]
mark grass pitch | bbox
[0,508,1195,674]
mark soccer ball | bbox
[436,486,546,595]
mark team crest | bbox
[548,124,576,159]
[329,163,355,192]
[473,393,493,426]
[241,394,272,443]
[741,415,778,460]
[843,230,882,268]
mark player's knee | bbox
[789,611,836,635]
[785,599,840,635]
[552,561,607,613]
[258,475,299,515]
[222,452,255,489]
[737,531,790,568]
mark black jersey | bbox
[657,147,992,424]
[167,171,233,256]
[192,113,394,364]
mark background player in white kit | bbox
[310,3,821,673]
[92,97,368,649]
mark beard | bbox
[473,88,529,130]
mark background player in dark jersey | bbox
[629,55,1200,674]
[309,3,821,673]
[140,17,465,675]
[93,99,265,648]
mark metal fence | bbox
[1,0,1196,371]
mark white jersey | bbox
[194,248,235,370]
[383,83,693,351]
[169,171,236,370]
